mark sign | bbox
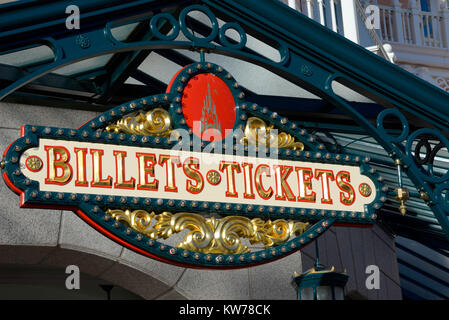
[1,62,386,268]
[22,140,376,212]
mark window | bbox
[420,0,432,38]
[420,0,431,12]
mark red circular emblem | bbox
[181,73,236,141]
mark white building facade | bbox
[283,0,449,93]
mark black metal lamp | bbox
[293,241,348,300]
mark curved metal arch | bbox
[2,0,449,242]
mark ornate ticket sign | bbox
[1,63,386,268]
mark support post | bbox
[393,0,404,43]
[410,0,423,46]
[440,5,449,48]
[330,0,339,32]
[317,0,326,26]
[306,0,314,19]
[340,0,360,44]
[288,0,297,10]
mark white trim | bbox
[341,0,360,43]
[386,43,449,69]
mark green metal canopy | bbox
[1,0,449,299]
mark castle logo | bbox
[180,73,236,141]
[200,83,222,134]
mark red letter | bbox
[159,155,181,192]
[45,146,72,185]
[183,157,204,194]
[242,162,255,199]
[274,165,296,201]
[74,147,87,187]
[315,169,335,204]
[295,167,316,202]
[113,150,135,189]
[219,161,241,197]
[254,164,273,200]
[336,171,355,205]
[90,149,112,188]
[136,153,158,191]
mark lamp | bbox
[293,241,348,300]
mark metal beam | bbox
[96,15,171,103]
[96,20,155,103]
[130,69,168,90]
[0,63,98,98]
[0,0,192,52]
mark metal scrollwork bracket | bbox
[373,109,449,238]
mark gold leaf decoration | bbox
[242,117,304,150]
[105,108,172,136]
[108,209,155,232]
[106,209,309,254]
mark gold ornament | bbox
[26,156,43,171]
[106,209,309,254]
[207,170,221,185]
[242,117,304,150]
[359,183,372,197]
[109,209,155,231]
[106,108,171,136]
[395,187,410,216]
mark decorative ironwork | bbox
[105,107,172,137]
[405,129,449,185]
[0,3,292,101]
[242,117,304,150]
[107,209,309,254]
[412,134,445,168]
[75,34,90,49]
[375,109,449,224]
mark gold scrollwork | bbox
[106,209,309,254]
[106,108,172,136]
[108,209,155,231]
[242,117,304,150]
